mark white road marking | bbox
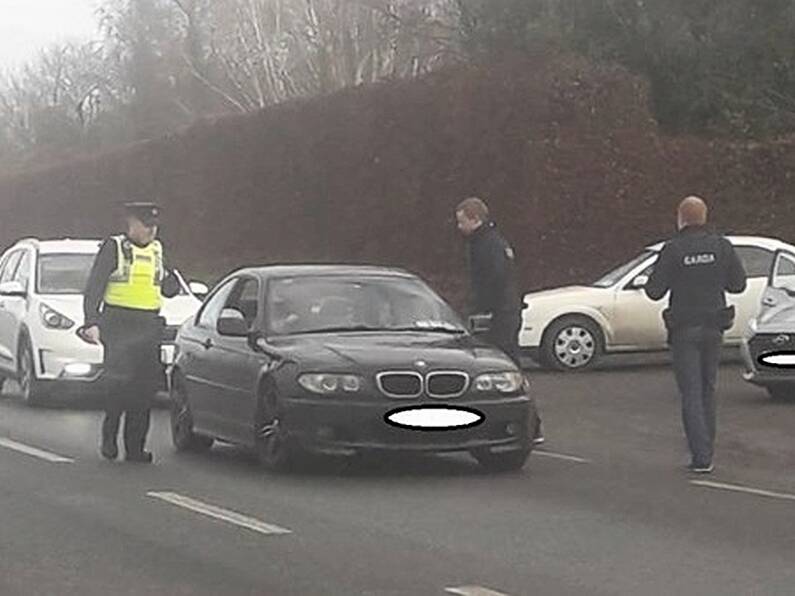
[445,586,511,596]
[533,449,590,464]
[691,480,795,503]
[0,437,73,463]
[147,491,292,535]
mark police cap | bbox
[124,202,161,226]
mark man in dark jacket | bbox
[456,196,544,444]
[644,196,747,473]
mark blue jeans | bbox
[670,326,722,467]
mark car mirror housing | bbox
[0,281,26,297]
[217,308,249,337]
[188,281,210,299]
[469,313,492,335]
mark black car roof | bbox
[229,264,418,281]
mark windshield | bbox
[267,275,466,335]
[37,253,96,295]
[592,251,656,288]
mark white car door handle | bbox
[763,297,776,306]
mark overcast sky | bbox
[0,0,99,71]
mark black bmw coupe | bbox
[169,265,538,472]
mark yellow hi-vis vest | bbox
[103,235,164,311]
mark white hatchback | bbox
[0,238,207,405]
[519,236,795,371]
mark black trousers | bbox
[488,310,523,365]
[670,326,723,467]
[100,307,163,456]
[488,310,543,438]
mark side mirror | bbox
[468,313,493,335]
[189,281,210,300]
[0,281,26,297]
[217,308,249,337]
[630,274,649,289]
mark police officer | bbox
[82,202,180,463]
[456,196,544,445]
[644,196,747,474]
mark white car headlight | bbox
[298,373,362,395]
[474,372,524,394]
[40,303,75,330]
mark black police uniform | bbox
[467,221,522,361]
[83,203,180,462]
[644,224,747,469]
[467,220,543,440]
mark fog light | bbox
[64,363,93,377]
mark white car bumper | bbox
[32,328,104,383]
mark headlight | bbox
[40,304,75,330]
[298,373,362,394]
[474,372,524,394]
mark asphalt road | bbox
[1,359,794,596]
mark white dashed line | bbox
[533,449,590,464]
[445,586,511,596]
[147,491,292,535]
[691,480,795,503]
[0,437,74,463]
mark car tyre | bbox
[254,380,300,473]
[170,372,214,452]
[471,447,530,473]
[541,316,603,371]
[18,336,46,406]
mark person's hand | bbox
[82,325,101,345]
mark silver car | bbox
[741,248,795,399]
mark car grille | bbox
[426,372,469,398]
[376,372,423,398]
[749,333,795,371]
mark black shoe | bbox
[125,451,153,463]
[687,462,714,474]
[101,438,118,460]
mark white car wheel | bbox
[543,318,603,371]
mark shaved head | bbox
[678,196,708,229]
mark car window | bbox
[735,246,774,278]
[13,251,32,289]
[225,277,259,328]
[196,279,238,329]
[267,275,464,335]
[37,253,97,295]
[771,252,795,293]
[0,251,23,284]
[593,251,656,288]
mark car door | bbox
[758,249,795,326]
[725,245,775,340]
[609,254,668,350]
[0,250,24,368]
[208,276,270,443]
[181,278,238,435]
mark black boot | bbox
[125,450,153,463]
[100,437,118,460]
[100,419,119,460]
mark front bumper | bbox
[281,395,534,455]
[740,335,795,387]
[34,330,103,383]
